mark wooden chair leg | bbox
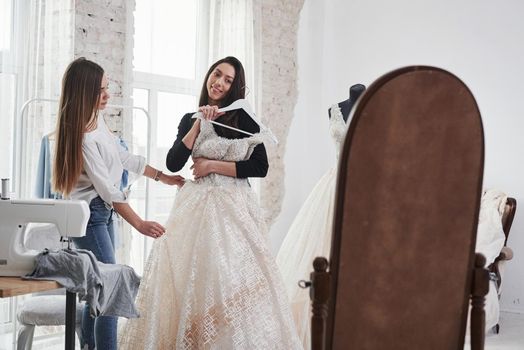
[471,253,490,350]
[311,257,330,350]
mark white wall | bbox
[270,0,330,252]
[273,0,524,313]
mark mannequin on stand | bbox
[279,83,366,348]
[329,83,366,121]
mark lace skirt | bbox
[276,167,336,349]
[119,176,302,349]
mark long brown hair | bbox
[199,56,246,137]
[52,57,104,197]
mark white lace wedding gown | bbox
[120,120,301,349]
[276,105,347,348]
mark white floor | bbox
[465,312,524,350]
[2,312,522,349]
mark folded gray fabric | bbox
[24,249,141,318]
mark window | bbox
[0,0,12,52]
[134,0,199,79]
[0,74,16,185]
[0,0,15,184]
[128,0,210,273]
[1,3,37,347]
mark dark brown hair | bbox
[199,56,246,137]
[52,57,104,197]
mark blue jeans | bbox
[72,196,118,350]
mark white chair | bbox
[16,223,84,350]
[17,293,84,350]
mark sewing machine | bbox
[0,199,89,276]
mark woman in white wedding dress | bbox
[120,57,301,350]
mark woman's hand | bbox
[199,105,225,121]
[113,202,166,239]
[191,158,237,178]
[191,158,214,179]
[137,220,166,239]
[181,105,222,150]
[160,173,185,187]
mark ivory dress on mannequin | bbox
[119,120,301,350]
[276,104,347,348]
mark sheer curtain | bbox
[0,0,28,194]
[15,0,73,197]
[0,1,74,346]
[208,0,261,113]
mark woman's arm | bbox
[166,113,195,172]
[181,105,224,150]
[235,143,269,178]
[83,140,128,204]
[234,112,269,178]
[191,158,236,178]
[191,143,268,179]
[181,119,201,151]
[143,165,185,186]
[167,107,225,172]
[113,202,165,238]
[82,141,167,238]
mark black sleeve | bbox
[166,113,194,172]
[235,113,269,178]
[236,143,269,178]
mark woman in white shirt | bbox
[52,57,184,350]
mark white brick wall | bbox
[259,0,305,226]
[74,0,134,136]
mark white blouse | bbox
[70,116,146,206]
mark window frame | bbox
[0,0,14,61]
[7,0,34,197]
[128,0,211,270]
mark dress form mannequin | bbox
[329,83,366,122]
[279,100,360,348]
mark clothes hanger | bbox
[192,99,278,144]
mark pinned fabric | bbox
[24,248,141,318]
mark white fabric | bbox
[484,280,500,331]
[471,188,508,331]
[70,116,146,206]
[15,0,74,197]
[476,188,507,265]
[276,104,346,348]
[119,120,301,349]
[465,278,501,337]
[17,295,84,325]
